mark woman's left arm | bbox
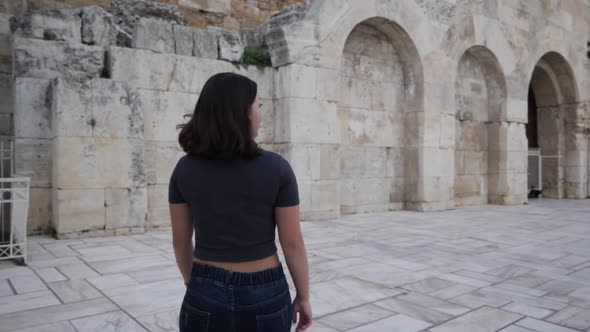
[169,203,194,285]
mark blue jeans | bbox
[179,262,293,332]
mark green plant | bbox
[240,44,272,67]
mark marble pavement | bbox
[1,199,590,331]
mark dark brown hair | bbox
[178,72,262,160]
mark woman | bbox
[168,72,312,332]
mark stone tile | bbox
[9,274,47,294]
[27,257,85,269]
[87,273,139,291]
[317,304,394,331]
[127,265,182,283]
[0,291,60,315]
[397,292,471,316]
[402,277,456,293]
[35,267,67,283]
[0,266,35,279]
[486,264,532,279]
[56,263,101,280]
[374,296,453,325]
[502,302,554,319]
[546,306,590,330]
[47,279,103,303]
[0,298,118,332]
[70,311,148,332]
[450,290,512,309]
[11,321,77,332]
[0,279,13,296]
[102,279,185,317]
[495,282,549,297]
[136,310,180,332]
[430,306,522,332]
[88,255,173,275]
[347,314,431,332]
[498,325,537,332]
[516,317,580,332]
[309,277,402,317]
[428,284,476,300]
[73,245,133,257]
[437,273,492,288]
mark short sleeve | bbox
[275,157,299,207]
[168,161,186,204]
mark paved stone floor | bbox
[0,199,589,331]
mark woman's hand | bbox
[292,295,312,331]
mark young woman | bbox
[169,72,312,332]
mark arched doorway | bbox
[527,52,580,198]
[454,46,507,206]
[337,17,423,214]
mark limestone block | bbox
[320,144,340,180]
[51,78,93,138]
[404,147,421,180]
[274,144,320,181]
[91,79,143,139]
[339,77,370,109]
[423,148,454,178]
[488,122,527,152]
[0,114,10,136]
[275,64,316,99]
[254,98,275,144]
[404,111,424,149]
[234,66,274,99]
[454,175,482,197]
[341,178,390,210]
[173,24,193,56]
[108,47,178,91]
[316,67,339,102]
[81,6,116,47]
[13,78,51,139]
[193,29,218,59]
[455,121,487,152]
[505,98,527,123]
[145,141,184,185]
[27,188,52,234]
[390,177,405,203]
[0,14,10,34]
[275,98,340,144]
[14,138,52,188]
[364,147,388,178]
[10,9,81,42]
[179,0,231,14]
[13,38,104,80]
[310,180,340,211]
[147,184,170,227]
[132,18,175,54]
[168,56,234,94]
[53,137,145,189]
[340,146,365,178]
[0,34,10,56]
[53,188,105,234]
[488,150,527,173]
[138,89,198,141]
[218,30,243,62]
[342,109,400,147]
[439,114,455,148]
[387,148,404,179]
[105,187,147,229]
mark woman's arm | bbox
[169,203,194,285]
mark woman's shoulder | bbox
[258,149,289,166]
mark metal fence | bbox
[528,148,542,191]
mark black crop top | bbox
[168,150,299,262]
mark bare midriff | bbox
[193,253,281,273]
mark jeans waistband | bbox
[191,262,286,286]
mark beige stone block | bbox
[341,178,390,208]
[320,144,340,179]
[138,89,197,141]
[506,98,527,123]
[455,121,488,152]
[404,147,421,180]
[390,177,405,203]
[275,98,340,144]
[51,78,93,138]
[147,184,170,227]
[179,0,231,14]
[345,109,400,147]
[91,79,143,139]
[13,78,51,139]
[27,187,52,234]
[274,144,320,181]
[105,187,147,229]
[455,195,488,207]
[339,77,370,109]
[439,114,455,148]
[53,188,105,234]
[0,14,10,34]
[14,138,52,187]
[275,64,316,99]
[423,148,454,178]
[53,137,145,189]
[256,98,274,144]
[340,146,366,178]
[145,141,184,185]
[108,47,178,91]
[364,147,388,178]
[488,122,527,152]
[310,180,340,211]
[386,148,404,179]
[454,175,482,197]
[235,66,274,100]
[456,150,487,176]
[315,67,339,102]
[132,18,175,54]
[404,112,424,148]
[167,56,234,94]
[488,150,527,173]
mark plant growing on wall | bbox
[238,43,272,67]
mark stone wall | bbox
[7,0,590,236]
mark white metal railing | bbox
[528,148,542,190]
[0,178,30,264]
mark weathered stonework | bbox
[7,0,590,236]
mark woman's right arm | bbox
[276,205,312,331]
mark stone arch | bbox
[454,46,507,206]
[338,17,423,214]
[527,51,583,198]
